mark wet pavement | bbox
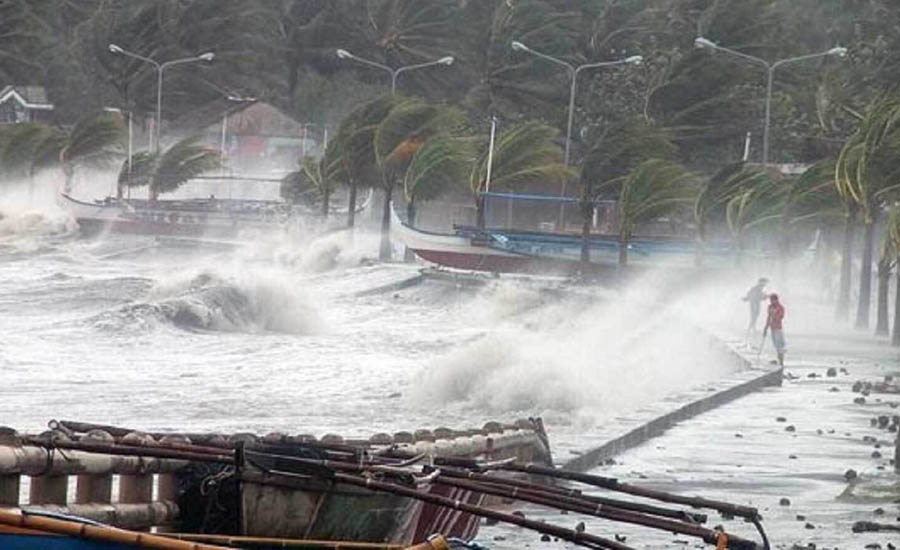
[479,311,900,550]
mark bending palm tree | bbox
[468,121,572,229]
[119,136,219,200]
[601,158,695,267]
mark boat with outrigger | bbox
[391,194,733,276]
[0,419,770,550]
[60,177,373,239]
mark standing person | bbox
[764,293,786,367]
[742,277,769,332]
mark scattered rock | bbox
[829,387,840,392]
[540,534,551,542]
[493,536,506,541]
[796,514,806,521]
[804,522,816,529]
[853,381,864,392]
[871,418,880,427]
[872,450,882,459]
[789,454,798,459]
[864,544,881,550]
[864,436,878,443]
[826,367,837,377]
[734,433,744,438]
[776,417,787,422]
[574,521,585,533]
[854,397,867,405]
[808,373,818,378]
[816,429,824,435]
[779,497,791,506]
[874,507,885,515]
[615,535,627,542]
[844,469,858,481]
[387,392,402,399]
[840,367,849,374]
[785,425,796,432]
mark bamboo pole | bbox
[19,437,231,467]
[244,452,754,550]
[0,508,223,550]
[496,463,760,520]
[13,501,180,530]
[163,533,451,550]
[242,463,635,550]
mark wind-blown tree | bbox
[777,159,843,277]
[468,121,572,229]
[580,119,676,261]
[724,171,785,266]
[119,136,219,200]
[835,91,900,329]
[402,135,471,227]
[373,97,466,259]
[884,204,900,345]
[0,114,123,193]
[280,154,342,217]
[328,95,402,228]
[596,158,695,266]
[693,162,755,266]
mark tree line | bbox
[2,0,900,339]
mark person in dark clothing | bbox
[742,277,769,332]
[764,293,786,367]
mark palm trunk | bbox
[694,224,706,268]
[580,183,592,264]
[322,189,330,218]
[893,268,900,346]
[476,193,486,229]
[876,257,891,335]
[836,205,857,320]
[403,198,417,263]
[855,212,877,329]
[618,233,628,267]
[379,186,393,261]
[62,162,74,194]
[347,179,357,228]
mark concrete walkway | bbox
[479,318,900,549]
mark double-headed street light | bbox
[335,49,454,95]
[108,44,215,154]
[694,37,847,166]
[511,40,642,226]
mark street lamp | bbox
[335,49,454,94]
[694,37,847,166]
[512,40,642,226]
[108,44,215,154]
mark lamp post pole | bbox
[108,44,215,155]
[335,49,454,95]
[511,41,642,228]
[693,37,847,166]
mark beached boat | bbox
[391,203,729,275]
[60,188,373,239]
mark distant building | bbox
[206,102,324,174]
[0,85,54,124]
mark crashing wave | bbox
[92,271,324,335]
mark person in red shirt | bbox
[764,293,786,366]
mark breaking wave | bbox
[413,294,735,419]
[92,270,324,334]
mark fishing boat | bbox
[0,419,768,550]
[59,187,373,239]
[391,202,729,275]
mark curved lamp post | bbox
[335,49,454,95]
[511,40,642,226]
[108,44,215,154]
[694,37,847,166]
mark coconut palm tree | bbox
[693,162,753,266]
[372,97,466,260]
[402,135,471,227]
[281,151,344,217]
[328,95,403,228]
[724,171,784,266]
[118,136,219,200]
[597,158,695,266]
[835,91,900,329]
[884,204,900,345]
[468,120,572,229]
